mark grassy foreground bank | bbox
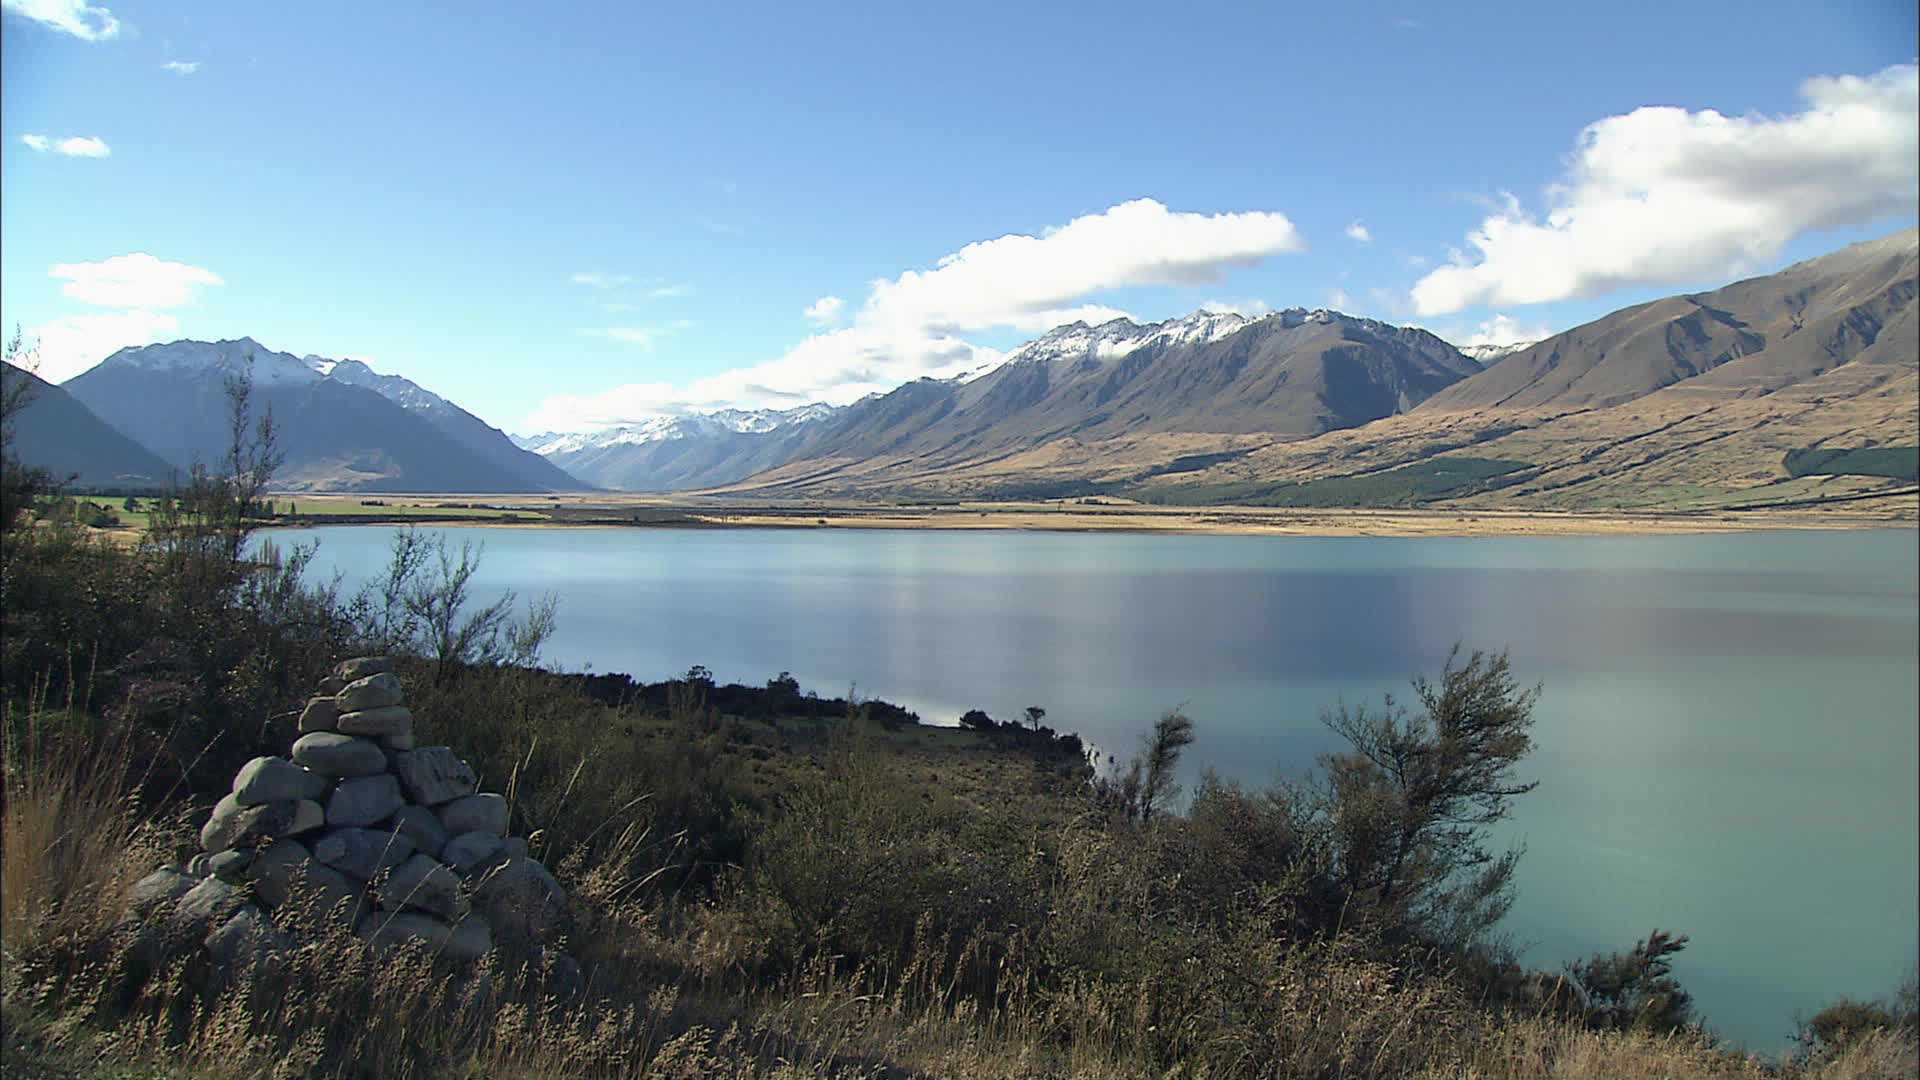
[3,401,1914,1078]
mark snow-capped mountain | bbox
[1457,341,1538,364]
[518,402,843,457]
[1005,310,1256,367]
[63,338,584,493]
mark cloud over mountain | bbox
[1412,63,1919,315]
[527,198,1306,431]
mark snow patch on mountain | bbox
[518,401,842,456]
[1458,341,1538,364]
[98,338,322,386]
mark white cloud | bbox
[22,309,179,382]
[527,198,1306,430]
[1413,63,1920,316]
[50,253,222,308]
[803,295,845,326]
[1345,220,1372,244]
[648,283,692,299]
[1455,314,1552,347]
[570,272,632,289]
[19,134,110,157]
[161,60,201,75]
[1199,298,1272,317]
[604,328,653,347]
[2,0,120,40]
[1327,289,1351,310]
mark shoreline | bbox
[257,493,1920,539]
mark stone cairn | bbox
[129,657,574,983]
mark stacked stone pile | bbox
[130,657,573,980]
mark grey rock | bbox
[387,805,450,859]
[209,849,254,882]
[502,836,529,860]
[169,877,248,939]
[437,793,508,836]
[337,705,413,736]
[335,656,392,681]
[187,853,213,878]
[337,671,404,712]
[298,697,341,733]
[377,853,465,919]
[128,867,197,917]
[201,794,323,852]
[204,905,289,970]
[393,747,477,806]
[444,915,494,963]
[251,849,362,927]
[317,675,347,696]
[382,733,417,751]
[291,732,387,778]
[442,831,503,875]
[232,756,328,805]
[245,839,312,907]
[534,947,584,999]
[313,827,415,881]
[359,910,451,953]
[473,857,567,948]
[326,773,404,828]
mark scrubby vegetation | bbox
[1139,456,1536,508]
[3,366,1914,1078]
[1783,446,1920,482]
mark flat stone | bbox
[442,831,503,875]
[393,747,477,806]
[444,915,494,963]
[312,827,415,881]
[501,836,528,860]
[381,733,417,751]
[201,795,322,852]
[204,905,289,970]
[335,657,392,681]
[327,774,404,828]
[249,845,361,926]
[187,853,213,878]
[169,877,248,939]
[317,676,347,696]
[298,697,341,733]
[291,732,387,778]
[387,805,449,860]
[437,793,508,836]
[377,853,465,919]
[473,857,567,948]
[128,868,197,917]
[209,849,253,882]
[337,705,413,736]
[337,672,404,712]
[359,910,451,954]
[232,756,328,805]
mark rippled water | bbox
[283,523,1919,1050]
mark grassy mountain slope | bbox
[3,361,177,488]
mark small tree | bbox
[1,328,58,536]
[1569,929,1695,1033]
[958,708,996,732]
[1318,648,1539,943]
[1136,708,1195,821]
[1023,705,1047,730]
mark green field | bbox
[1141,456,1536,507]
[1783,445,1920,482]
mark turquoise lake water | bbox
[283,523,1920,1050]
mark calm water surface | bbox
[286,523,1919,1050]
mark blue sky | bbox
[2,1,1915,433]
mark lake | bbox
[280,522,1919,1051]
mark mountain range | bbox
[8,230,1912,510]
[51,339,581,493]
[3,362,177,488]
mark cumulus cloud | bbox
[1456,314,1552,347]
[526,198,1306,430]
[161,60,201,75]
[803,295,845,326]
[19,134,110,157]
[51,253,222,308]
[1,0,120,39]
[22,310,179,382]
[1413,63,1920,316]
[1345,220,1372,244]
[570,272,632,289]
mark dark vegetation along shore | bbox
[3,373,1916,1078]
